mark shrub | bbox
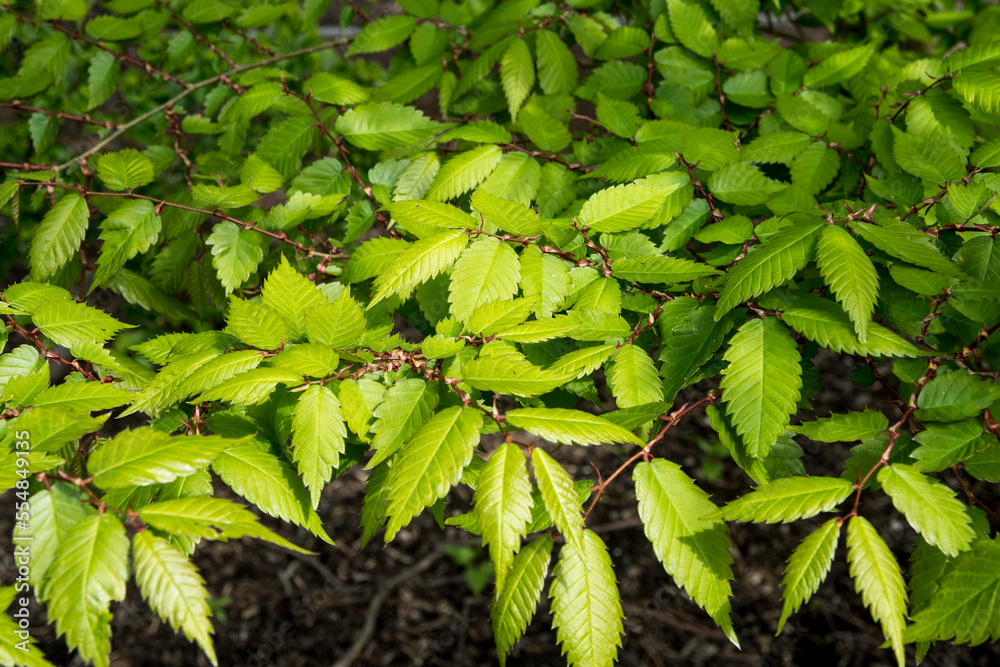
[2,0,1000,665]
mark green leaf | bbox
[256,116,318,177]
[92,199,162,288]
[225,298,290,349]
[792,409,888,442]
[778,518,840,633]
[32,381,134,412]
[715,219,824,318]
[536,30,577,95]
[305,72,370,106]
[500,39,534,120]
[95,148,154,190]
[708,476,853,523]
[846,516,907,667]
[336,102,439,150]
[346,15,416,55]
[579,182,672,233]
[449,238,521,321]
[905,538,1000,646]
[368,378,439,466]
[205,221,266,293]
[519,245,571,319]
[911,419,983,473]
[427,145,503,202]
[343,237,411,283]
[33,299,134,348]
[596,93,640,138]
[506,408,643,446]
[779,296,928,358]
[195,368,304,405]
[15,485,94,585]
[139,496,312,553]
[668,0,717,58]
[212,441,333,543]
[29,193,89,281]
[720,318,802,458]
[190,183,258,209]
[550,530,624,667]
[291,385,347,508]
[816,225,878,342]
[386,200,476,233]
[88,427,243,488]
[790,142,840,195]
[916,369,1000,422]
[953,69,1000,118]
[306,289,368,349]
[607,344,665,409]
[467,298,535,335]
[891,126,966,182]
[37,514,129,667]
[708,162,786,206]
[474,442,533,591]
[803,43,875,88]
[175,349,265,400]
[360,461,391,548]
[878,464,975,557]
[132,531,216,665]
[492,534,553,665]
[634,459,738,645]
[612,255,720,284]
[370,229,468,305]
[0,586,56,666]
[532,447,585,552]
[470,189,542,237]
[384,407,482,541]
[518,104,572,153]
[13,406,107,452]
[86,46,119,111]
[261,256,326,341]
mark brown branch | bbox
[0,102,120,129]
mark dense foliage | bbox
[2,0,1000,665]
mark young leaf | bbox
[133,531,217,665]
[531,448,585,552]
[791,409,888,443]
[847,516,907,667]
[803,43,875,88]
[877,464,975,557]
[368,378,439,467]
[346,15,416,55]
[778,518,840,633]
[449,237,521,321]
[33,299,134,348]
[816,225,878,342]
[225,298,289,349]
[780,297,927,358]
[92,199,162,288]
[261,256,326,341]
[720,318,803,458]
[291,385,347,508]
[492,534,553,665]
[463,355,573,397]
[607,344,665,409]
[306,289,368,349]
[500,39,534,120]
[474,442,533,591]
[384,407,482,541]
[520,245,571,318]
[29,193,89,281]
[634,459,738,645]
[536,30,577,94]
[550,530,624,667]
[32,381,134,412]
[426,145,503,202]
[206,221,266,293]
[37,514,129,667]
[370,229,469,305]
[506,408,643,446]
[579,182,671,233]
[708,476,853,523]
[95,149,154,190]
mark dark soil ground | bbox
[3,351,1000,667]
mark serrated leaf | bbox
[715,219,823,318]
[915,369,1000,422]
[449,237,521,321]
[790,142,840,195]
[520,245,570,318]
[532,447,585,552]
[778,518,840,633]
[37,514,129,667]
[608,344,665,409]
[816,225,878,342]
[847,516,907,667]
[501,39,534,120]
[95,149,154,190]
[803,43,875,88]
[550,529,624,667]
[195,368,304,405]
[708,476,853,523]
[225,298,289,349]
[360,461,391,548]
[306,289,368,349]
[464,355,572,397]
[474,442,533,591]
[579,182,671,233]
[92,199,162,288]
[780,296,928,357]
[89,427,244,488]
[708,162,786,206]
[32,381,134,412]
[536,30,577,95]
[371,229,468,305]
[86,49,119,110]
[492,534,553,665]
[427,145,503,202]
[518,104,572,153]
[335,102,439,150]
[33,299,134,348]
[506,408,643,446]
[905,538,1000,646]
[212,442,333,543]
[261,256,325,341]
[792,409,888,442]
[14,406,107,452]
[891,126,966,182]
[720,318,802,458]
[634,459,738,645]
[205,221,266,293]
[668,0,717,58]
[368,378,439,467]
[470,189,542,237]
[132,531,216,665]
[346,15,416,56]
[384,407,481,541]
[29,193,89,281]
[878,464,975,557]
[953,69,1000,118]
[911,419,983,473]
[612,255,720,284]
[291,384,347,508]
